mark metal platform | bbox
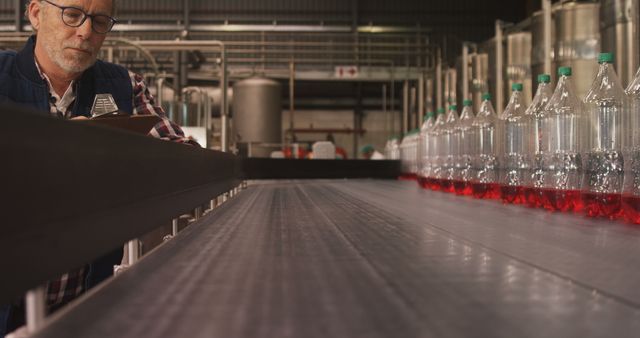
[33,180,640,338]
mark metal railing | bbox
[1,103,243,334]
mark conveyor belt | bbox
[34,180,640,338]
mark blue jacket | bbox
[0,36,131,336]
[0,35,133,116]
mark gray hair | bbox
[24,0,117,21]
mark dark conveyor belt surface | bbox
[34,180,640,338]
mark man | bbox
[0,0,195,335]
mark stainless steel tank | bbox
[232,77,282,158]
[554,1,601,99]
[506,32,533,106]
[531,9,556,93]
[601,0,639,87]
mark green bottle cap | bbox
[481,93,491,101]
[449,105,457,111]
[463,99,473,107]
[437,108,445,114]
[598,52,614,64]
[558,66,572,76]
[537,74,551,83]
[512,83,523,91]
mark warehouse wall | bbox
[282,109,400,159]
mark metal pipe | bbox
[444,68,450,105]
[26,286,45,333]
[127,240,140,265]
[194,206,203,221]
[542,0,552,76]
[382,84,388,136]
[418,74,425,125]
[495,20,504,115]
[289,61,295,141]
[462,43,469,101]
[402,80,409,134]
[104,38,161,78]
[436,48,443,110]
[172,218,179,236]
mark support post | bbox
[543,0,552,76]
[462,43,470,101]
[495,20,504,114]
[26,286,46,333]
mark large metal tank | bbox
[232,78,282,158]
[601,0,639,87]
[531,9,556,93]
[506,32,533,106]
[554,1,601,99]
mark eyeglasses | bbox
[41,0,116,34]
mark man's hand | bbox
[70,116,89,121]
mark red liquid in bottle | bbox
[582,192,622,219]
[500,185,525,204]
[471,182,501,199]
[427,178,440,191]
[453,180,473,196]
[622,195,640,224]
[541,189,582,212]
[523,187,541,208]
[399,173,418,181]
[417,176,428,189]
[441,179,454,193]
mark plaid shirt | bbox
[35,60,196,312]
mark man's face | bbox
[31,0,113,74]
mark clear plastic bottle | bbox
[500,83,528,204]
[430,108,447,190]
[541,67,584,212]
[442,105,459,193]
[453,99,475,196]
[427,108,445,191]
[389,137,400,161]
[622,66,640,223]
[471,93,501,199]
[582,53,627,218]
[418,112,436,189]
[523,74,553,208]
[400,130,420,180]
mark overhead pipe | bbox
[126,40,228,152]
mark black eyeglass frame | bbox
[40,0,117,34]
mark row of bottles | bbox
[398,52,640,224]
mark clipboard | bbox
[78,114,163,135]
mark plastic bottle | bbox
[541,67,584,212]
[523,74,553,208]
[582,53,627,218]
[500,83,528,204]
[389,137,400,160]
[622,66,640,223]
[429,108,447,190]
[471,93,501,199]
[400,130,420,180]
[441,105,459,193]
[418,112,436,189]
[453,99,475,196]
